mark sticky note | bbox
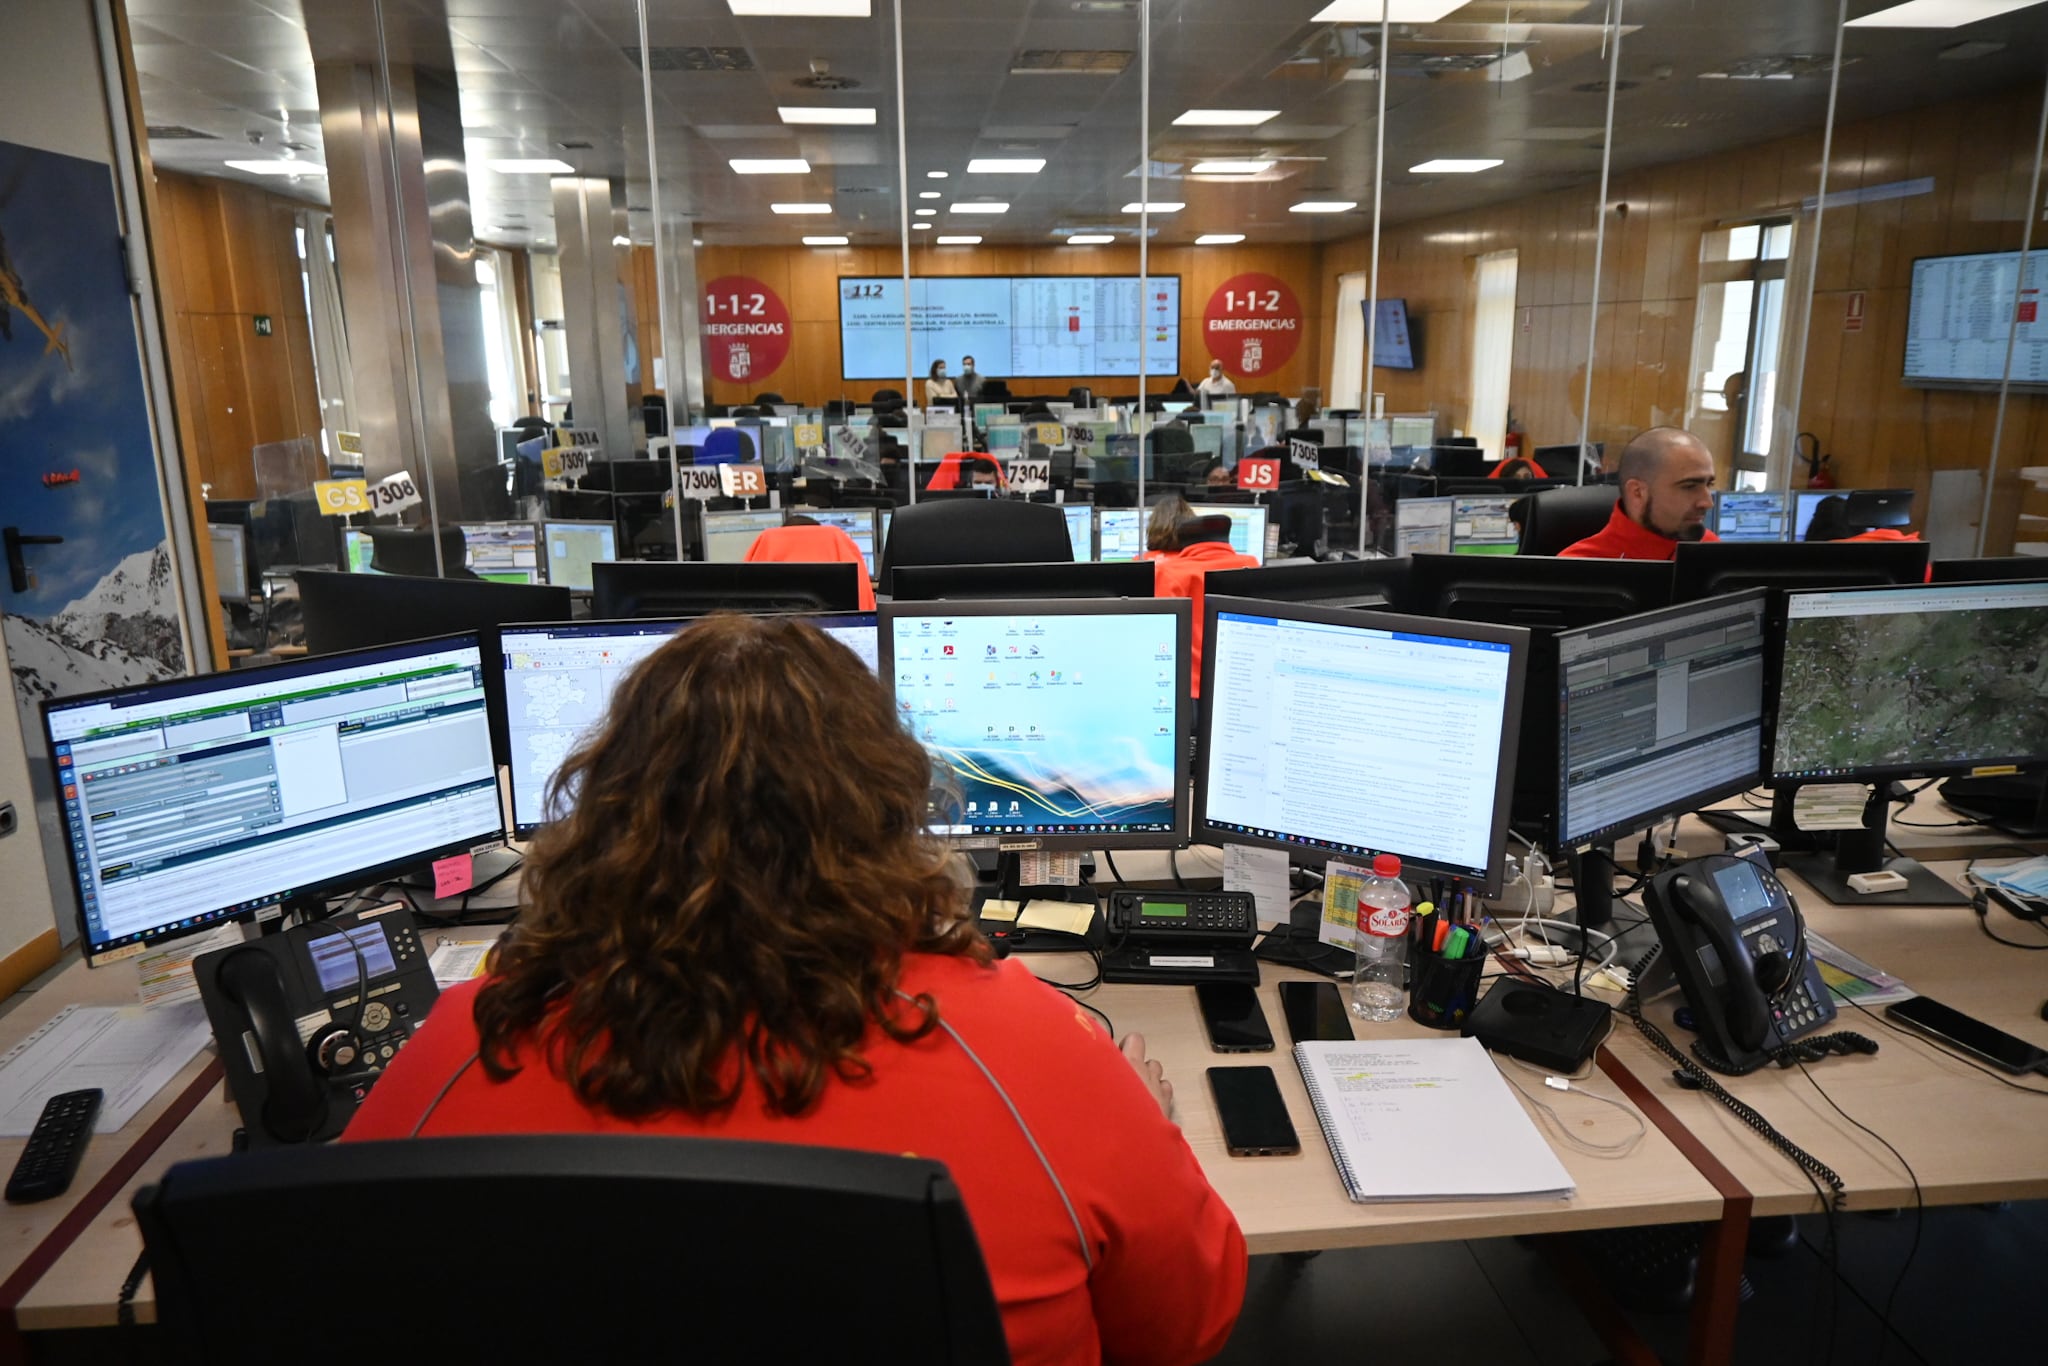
[432,853,475,899]
[1018,900,1097,937]
[979,898,1023,923]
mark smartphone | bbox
[1885,995,2048,1075]
[1279,980,1353,1045]
[1195,982,1275,1053]
[1206,1066,1301,1157]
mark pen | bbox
[1432,917,1451,953]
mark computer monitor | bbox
[209,524,250,603]
[540,520,617,592]
[1060,503,1094,561]
[1929,556,2048,584]
[700,508,786,563]
[500,612,879,833]
[791,507,880,577]
[1450,495,1519,555]
[1395,495,1454,556]
[1556,590,1768,852]
[1770,580,2048,904]
[589,562,862,620]
[1430,446,1492,479]
[1202,559,1412,610]
[1711,490,1790,543]
[1532,443,1601,476]
[1096,507,1147,562]
[1669,541,1930,602]
[1188,503,1269,564]
[880,599,1193,851]
[1402,553,1673,633]
[296,571,572,655]
[889,561,1154,602]
[1195,597,1529,893]
[341,528,375,573]
[42,634,503,962]
[459,522,542,585]
[1792,487,1916,540]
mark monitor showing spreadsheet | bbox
[501,613,880,831]
[1097,507,1146,562]
[1712,491,1789,543]
[459,522,541,584]
[1451,496,1519,554]
[1195,598,1528,892]
[1904,250,2048,390]
[1189,503,1269,564]
[541,520,617,592]
[700,508,785,563]
[43,635,501,961]
[1061,503,1095,561]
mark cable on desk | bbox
[1062,991,1114,1038]
[1495,1055,1645,1158]
[116,1248,149,1328]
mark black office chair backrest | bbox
[752,391,786,406]
[878,499,1073,594]
[1516,484,1620,556]
[1146,426,1196,456]
[1284,427,1325,446]
[871,387,904,406]
[368,524,475,579]
[136,1137,1010,1365]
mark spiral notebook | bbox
[1293,1038,1575,1203]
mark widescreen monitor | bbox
[880,599,1193,850]
[838,275,1182,380]
[792,507,880,577]
[589,561,862,620]
[1711,491,1790,543]
[540,520,617,592]
[1097,507,1147,562]
[1556,590,1768,850]
[1189,503,1270,565]
[1403,554,1672,632]
[1195,597,1528,892]
[1061,503,1094,561]
[889,561,1154,602]
[1450,496,1519,555]
[209,524,250,603]
[43,635,502,962]
[458,522,541,584]
[1389,415,1436,451]
[1670,541,1930,603]
[1370,298,1416,370]
[1929,556,2048,584]
[1429,446,1492,479]
[1772,580,2048,783]
[1904,249,2048,390]
[1203,560,1411,610]
[501,613,879,832]
[295,571,571,656]
[1792,488,1915,541]
[700,508,786,563]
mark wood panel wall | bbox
[646,242,1325,410]
[151,170,324,502]
[1319,82,2047,552]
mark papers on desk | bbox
[428,941,494,987]
[0,1001,212,1136]
[1806,932,1914,1008]
[1223,844,1290,926]
[1793,784,1873,831]
[1294,1038,1575,1204]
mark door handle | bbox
[4,527,65,594]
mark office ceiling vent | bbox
[836,186,883,195]
[792,70,860,90]
[1011,50,1133,76]
[558,140,595,150]
[624,46,755,72]
[1698,54,1847,81]
[1570,78,1640,94]
[146,125,217,140]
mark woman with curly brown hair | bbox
[346,614,1245,1365]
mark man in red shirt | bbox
[1559,427,1721,560]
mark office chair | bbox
[136,1137,1010,1365]
[1284,427,1326,446]
[698,428,758,465]
[752,391,786,406]
[877,499,1073,594]
[367,525,476,579]
[1066,386,1093,408]
[871,387,905,406]
[1146,427,1196,456]
[1516,484,1620,556]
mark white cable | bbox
[1487,916,1619,977]
[1497,1057,1646,1157]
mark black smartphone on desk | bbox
[1196,982,1274,1052]
[1207,1066,1300,1157]
[1279,981,1353,1044]
[1885,996,2048,1075]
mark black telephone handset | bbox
[195,907,438,1146]
[1643,853,1835,1071]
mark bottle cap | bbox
[1372,853,1402,879]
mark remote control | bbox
[5,1087,103,1204]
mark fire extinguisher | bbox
[1502,409,1524,461]
[1798,432,1836,488]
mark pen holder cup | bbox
[1408,953,1486,1030]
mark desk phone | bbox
[1102,891,1260,986]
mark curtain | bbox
[297,209,357,456]
[1328,273,1367,409]
[1468,250,1519,461]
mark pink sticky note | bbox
[432,853,474,899]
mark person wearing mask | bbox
[958,355,983,403]
[1196,360,1236,401]
[346,616,1247,1366]
[1153,513,1261,696]
[1559,427,1721,561]
[924,359,959,406]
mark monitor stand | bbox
[972,851,1104,953]
[1696,786,1823,854]
[1566,844,1618,930]
[1780,784,1969,907]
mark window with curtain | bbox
[1329,273,1367,410]
[1468,250,1519,462]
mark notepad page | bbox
[1294,1037,1575,1202]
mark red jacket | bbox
[1559,504,1721,561]
[925,452,1008,492]
[1154,540,1261,695]
[743,524,876,609]
[346,958,1246,1366]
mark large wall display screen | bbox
[838,275,1181,380]
[1904,251,2048,389]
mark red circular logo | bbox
[701,276,791,384]
[1202,272,1302,379]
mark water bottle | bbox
[1350,854,1413,1023]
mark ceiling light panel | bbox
[967,158,1047,173]
[1121,201,1184,213]
[489,158,575,174]
[729,1,871,16]
[1409,158,1503,173]
[1172,110,1279,127]
[1191,160,1275,174]
[729,158,811,174]
[1196,233,1246,245]
[1289,200,1357,213]
[1846,0,2044,26]
[952,202,1010,214]
[771,202,833,214]
[224,159,325,176]
[1065,234,1116,244]
[1311,0,1469,19]
[778,106,876,125]
[803,235,849,245]
[936,235,981,244]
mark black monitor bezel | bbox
[537,518,620,592]
[1767,579,2048,784]
[1709,489,1792,542]
[1553,589,1770,851]
[1401,552,1675,631]
[1203,559,1413,609]
[41,632,504,964]
[888,561,1155,602]
[878,597,1194,852]
[499,611,879,835]
[1194,595,1530,895]
[1669,540,1931,603]
[589,561,862,620]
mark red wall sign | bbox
[701,276,791,384]
[1844,290,1866,334]
[1202,272,1303,379]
